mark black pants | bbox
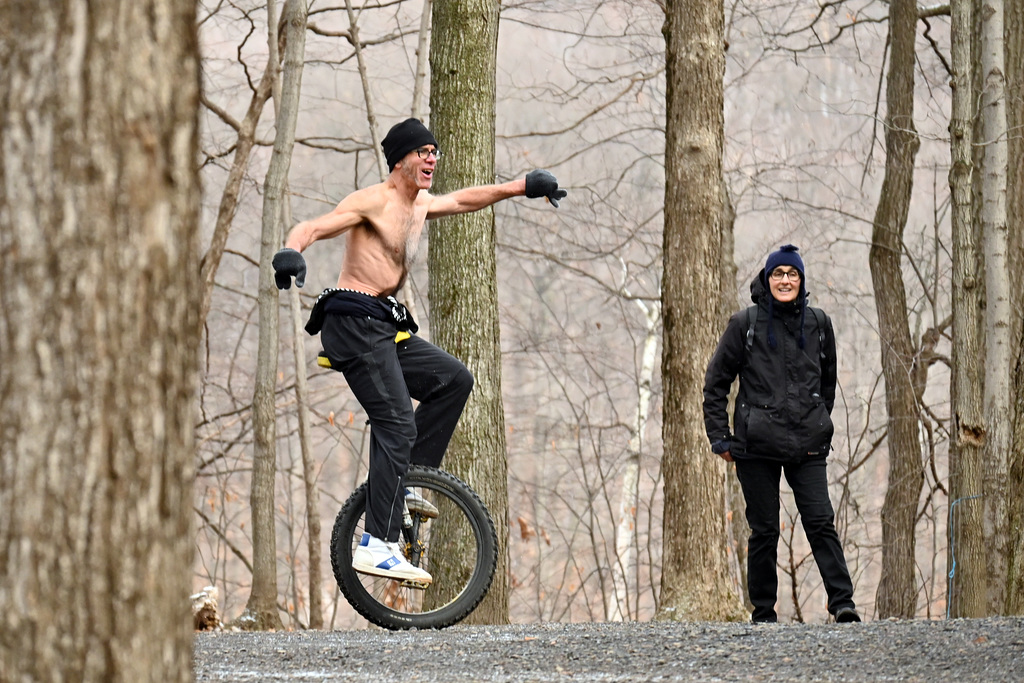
[734,456,856,622]
[321,314,474,542]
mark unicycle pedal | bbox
[400,578,430,590]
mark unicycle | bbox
[329,464,498,630]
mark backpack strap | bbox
[809,306,826,360]
[743,305,758,358]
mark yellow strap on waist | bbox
[318,331,408,369]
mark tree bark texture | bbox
[948,0,987,618]
[244,0,307,630]
[869,0,924,620]
[291,287,323,628]
[1004,0,1024,615]
[978,0,1012,616]
[411,0,433,120]
[428,0,510,625]
[0,1,200,679]
[345,0,388,178]
[658,0,745,622]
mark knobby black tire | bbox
[330,465,498,630]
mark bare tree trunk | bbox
[1004,0,1024,615]
[948,0,987,618]
[278,9,321,632]
[290,286,323,628]
[345,0,387,177]
[0,0,199,679]
[978,0,1012,616]
[608,301,660,621]
[242,0,307,630]
[428,0,510,625]
[869,0,924,620]
[658,0,744,622]
[411,0,433,121]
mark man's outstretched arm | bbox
[426,170,567,219]
[426,179,526,219]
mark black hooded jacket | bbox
[702,271,837,461]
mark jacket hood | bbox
[750,270,768,304]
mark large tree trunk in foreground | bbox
[658,0,744,622]
[428,0,510,624]
[978,0,1012,616]
[947,0,987,619]
[0,1,200,679]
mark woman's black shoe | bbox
[835,607,861,623]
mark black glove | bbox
[711,440,731,455]
[525,169,568,208]
[272,248,306,289]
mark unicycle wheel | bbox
[330,465,498,630]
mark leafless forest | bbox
[192,0,1005,628]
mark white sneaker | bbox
[405,488,439,518]
[352,533,432,584]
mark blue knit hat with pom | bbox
[763,244,807,349]
[764,244,805,279]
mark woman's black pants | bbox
[321,315,474,542]
[734,456,856,622]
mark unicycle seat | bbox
[317,351,335,369]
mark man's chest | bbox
[362,206,427,260]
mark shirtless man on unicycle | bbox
[272,118,566,584]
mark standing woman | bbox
[702,244,861,624]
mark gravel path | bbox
[194,617,1024,682]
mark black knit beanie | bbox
[381,118,438,172]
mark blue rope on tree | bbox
[946,493,983,619]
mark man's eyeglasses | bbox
[415,147,442,160]
[769,268,801,282]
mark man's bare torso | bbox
[283,152,530,296]
[337,183,430,297]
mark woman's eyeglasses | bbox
[769,268,801,282]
